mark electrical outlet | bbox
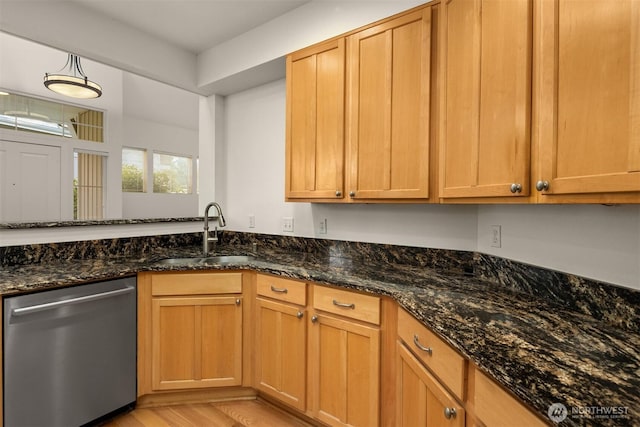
[319,218,327,234]
[248,215,255,228]
[491,225,502,248]
[282,217,294,232]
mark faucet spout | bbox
[203,202,226,255]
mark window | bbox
[122,147,146,192]
[0,91,104,142]
[153,152,192,194]
[74,151,106,220]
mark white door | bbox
[0,140,61,222]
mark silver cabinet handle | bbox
[333,299,355,309]
[11,286,135,317]
[510,183,522,193]
[311,315,318,323]
[413,334,432,355]
[536,180,549,191]
[335,190,342,197]
[296,311,304,319]
[235,298,241,306]
[349,191,356,198]
[444,407,457,419]
[270,285,288,294]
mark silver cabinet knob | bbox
[510,183,522,193]
[311,315,318,323]
[349,191,356,198]
[535,180,549,191]
[444,407,457,419]
[235,298,241,306]
[335,190,342,197]
[296,311,304,319]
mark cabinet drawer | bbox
[473,368,547,427]
[397,308,466,399]
[313,285,380,325]
[151,272,242,296]
[256,274,306,305]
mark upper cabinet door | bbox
[285,39,345,200]
[440,0,533,200]
[536,0,640,200]
[347,7,434,200]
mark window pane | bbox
[153,152,192,194]
[0,92,103,142]
[74,151,106,220]
[122,148,146,192]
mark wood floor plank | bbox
[213,400,310,427]
[102,399,309,427]
[177,403,240,427]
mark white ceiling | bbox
[70,0,310,54]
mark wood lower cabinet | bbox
[152,295,242,390]
[309,285,381,426]
[254,274,307,411]
[397,342,464,427]
[468,365,547,427]
[138,271,244,394]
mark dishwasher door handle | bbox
[11,286,135,317]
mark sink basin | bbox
[157,255,255,266]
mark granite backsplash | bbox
[1,230,638,333]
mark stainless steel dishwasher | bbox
[4,276,137,427]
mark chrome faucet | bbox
[203,202,226,255]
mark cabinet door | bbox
[347,7,434,200]
[255,297,306,411]
[440,0,532,199]
[536,0,640,200]
[286,39,345,200]
[309,313,380,426]
[397,343,464,427]
[151,296,242,390]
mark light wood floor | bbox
[102,399,313,427]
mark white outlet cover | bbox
[491,225,501,248]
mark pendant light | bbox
[44,53,102,99]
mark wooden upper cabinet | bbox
[440,0,533,200]
[535,0,640,201]
[347,7,435,200]
[286,39,345,200]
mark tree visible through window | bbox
[122,147,146,192]
[153,152,192,194]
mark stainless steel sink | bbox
[157,255,255,266]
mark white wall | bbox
[221,79,640,291]
[121,74,199,218]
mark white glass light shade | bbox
[43,54,102,99]
[44,74,102,99]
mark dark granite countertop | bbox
[1,244,638,426]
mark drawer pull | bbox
[235,298,241,306]
[296,311,304,319]
[270,285,288,294]
[444,407,457,419]
[413,334,432,355]
[333,299,355,309]
[311,315,318,323]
